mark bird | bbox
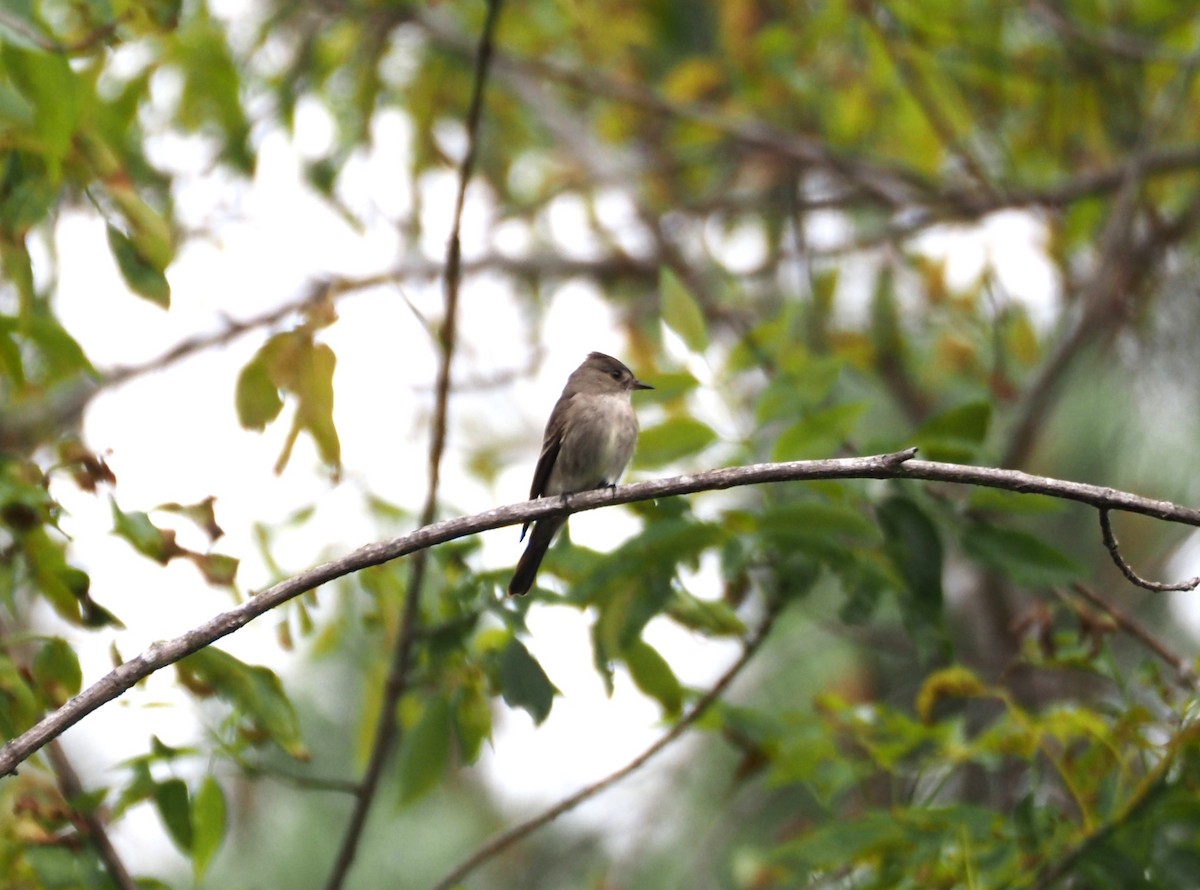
[508,352,653,596]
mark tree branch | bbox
[1002,54,1200,468]
[413,5,1200,228]
[410,6,930,208]
[1,281,344,454]
[103,279,342,389]
[1069,582,1200,691]
[0,10,117,55]
[322,2,502,887]
[430,599,782,890]
[868,9,998,201]
[45,741,138,890]
[1099,509,1200,593]
[7,448,1200,777]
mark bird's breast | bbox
[549,393,638,493]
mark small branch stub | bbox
[1099,508,1200,593]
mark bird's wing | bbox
[520,413,563,542]
[529,432,561,501]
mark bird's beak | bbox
[633,379,654,391]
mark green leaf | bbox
[154,778,193,853]
[573,518,721,606]
[122,0,182,32]
[188,551,239,587]
[962,523,1085,588]
[0,160,55,234]
[106,224,170,307]
[20,527,82,623]
[110,497,181,563]
[772,402,868,461]
[397,694,452,805]
[914,401,991,443]
[25,315,92,378]
[623,638,683,717]
[2,45,81,161]
[24,847,106,889]
[498,638,556,724]
[877,496,946,659]
[176,647,307,759]
[637,370,699,402]
[156,496,224,542]
[912,401,991,461]
[0,82,32,128]
[235,358,284,430]
[594,579,674,666]
[453,678,492,765]
[0,651,40,738]
[777,810,907,870]
[666,590,746,636]
[192,775,226,880]
[635,416,717,468]
[755,360,843,423]
[292,341,340,472]
[967,488,1065,515]
[834,550,897,626]
[757,500,882,545]
[31,637,81,707]
[245,332,341,475]
[916,666,985,723]
[173,12,253,172]
[660,266,708,352]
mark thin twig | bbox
[0,10,118,54]
[1099,509,1200,593]
[45,741,138,890]
[321,2,502,888]
[430,601,782,890]
[1000,166,1147,469]
[0,281,351,454]
[104,279,342,387]
[868,9,998,201]
[1031,1,1200,64]
[1002,52,1200,468]
[1070,582,1200,691]
[411,6,1200,226]
[11,448,1200,776]
[411,6,929,208]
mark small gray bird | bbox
[508,352,653,596]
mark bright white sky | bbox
[37,15,1153,879]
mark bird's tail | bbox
[508,517,564,595]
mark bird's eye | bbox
[609,370,622,380]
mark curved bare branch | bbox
[6,447,1200,777]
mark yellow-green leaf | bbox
[396,694,452,805]
[154,778,192,853]
[623,638,683,717]
[235,359,283,430]
[916,666,985,724]
[192,775,227,879]
[177,647,307,759]
[110,497,181,564]
[106,224,170,308]
[31,637,81,707]
[453,677,492,765]
[962,523,1084,588]
[636,416,717,468]
[660,266,708,352]
[498,638,556,724]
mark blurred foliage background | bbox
[4,0,1200,888]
